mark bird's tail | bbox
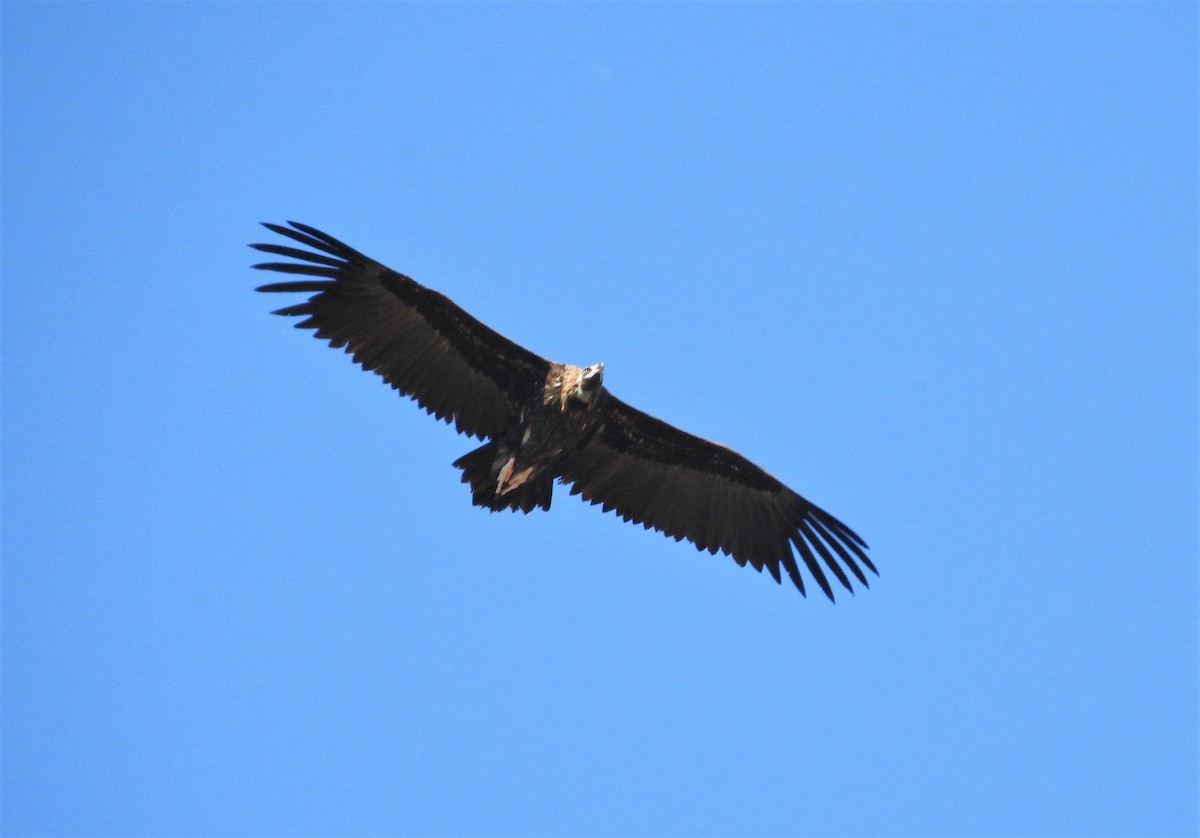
[452,441,553,514]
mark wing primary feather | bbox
[286,220,364,254]
[767,537,796,586]
[760,497,808,593]
[249,242,345,268]
[254,263,341,278]
[761,535,783,584]
[779,540,806,594]
[768,499,806,590]
[790,532,835,602]
[256,280,336,294]
[810,508,877,575]
[261,221,359,260]
[811,506,870,550]
[779,531,808,597]
[755,499,796,586]
[807,514,871,587]
[798,520,854,594]
[270,302,315,317]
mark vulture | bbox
[253,221,875,601]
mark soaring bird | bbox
[254,222,875,600]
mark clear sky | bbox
[3,3,1195,836]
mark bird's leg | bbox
[496,456,537,496]
[496,456,516,496]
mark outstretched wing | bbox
[253,222,551,440]
[558,392,875,601]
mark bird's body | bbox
[254,221,876,601]
[457,361,605,512]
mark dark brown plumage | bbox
[253,221,876,600]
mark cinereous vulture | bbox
[254,221,875,600]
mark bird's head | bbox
[574,362,605,403]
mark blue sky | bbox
[3,3,1195,835]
